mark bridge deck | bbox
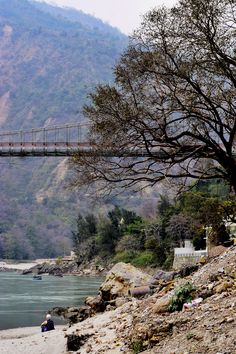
[0,142,93,157]
[0,142,152,157]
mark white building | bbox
[173,239,207,269]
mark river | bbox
[0,272,103,330]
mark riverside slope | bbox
[1,246,236,353]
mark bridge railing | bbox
[0,123,90,145]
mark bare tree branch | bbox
[71,0,236,195]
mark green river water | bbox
[0,272,103,330]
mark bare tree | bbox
[72,0,236,194]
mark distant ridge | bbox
[32,0,124,36]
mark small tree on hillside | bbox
[166,213,197,247]
[72,214,97,262]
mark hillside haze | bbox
[0,0,127,259]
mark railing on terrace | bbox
[175,251,207,257]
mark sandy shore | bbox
[0,326,66,354]
[0,259,56,271]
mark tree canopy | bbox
[72,0,236,194]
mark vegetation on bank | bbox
[72,181,236,268]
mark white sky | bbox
[41,0,177,34]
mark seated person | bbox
[41,314,55,332]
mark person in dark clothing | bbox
[41,314,55,332]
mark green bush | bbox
[113,250,157,267]
[132,340,144,354]
[112,251,137,263]
[162,253,174,270]
[168,282,195,312]
[132,251,157,267]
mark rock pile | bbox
[62,246,236,353]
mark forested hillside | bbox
[0,0,127,259]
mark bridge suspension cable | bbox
[0,123,91,157]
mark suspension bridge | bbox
[0,123,235,158]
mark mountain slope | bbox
[0,0,127,259]
[0,0,126,130]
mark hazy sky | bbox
[42,0,177,34]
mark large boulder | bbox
[99,262,152,301]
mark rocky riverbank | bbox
[21,259,109,277]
